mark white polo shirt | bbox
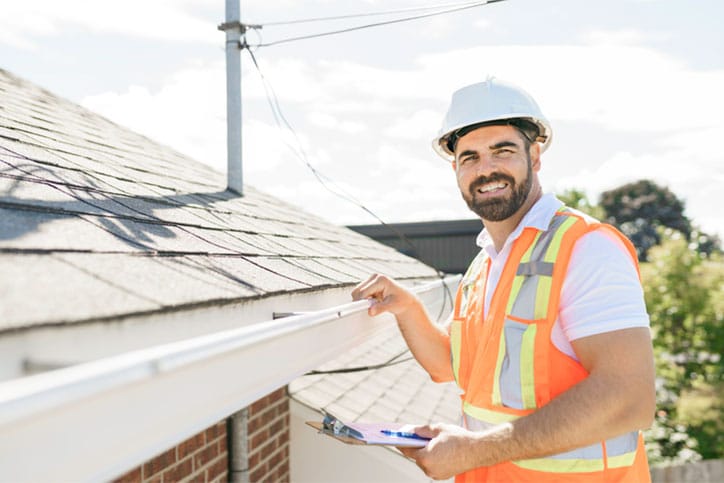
[476,193,650,360]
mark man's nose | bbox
[473,154,498,177]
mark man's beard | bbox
[463,160,533,222]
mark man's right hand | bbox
[351,273,420,317]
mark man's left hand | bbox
[398,423,485,480]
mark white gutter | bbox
[0,275,459,482]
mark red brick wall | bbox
[247,387,290,483]
[114,421,228,483]
[113,388,290,483]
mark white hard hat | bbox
[432,77,552,161]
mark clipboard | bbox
[306,411,430,448]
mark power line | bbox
[248,0,507,48]
[245,47,418,253]
[262,0,492,26]
[304,350,414,375]
[243,47,455,319]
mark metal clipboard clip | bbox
[321,411,363,440]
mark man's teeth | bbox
[477,182,507,193]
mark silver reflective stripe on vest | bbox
[463,411,497,432]
[507,215,568,320]
[529,212,569,260]
[606,431,640,468]
[509,275,543,320]
[502,213,574,406]
[464,403,640,473]
[516,261,554,276]
[499,319,528,409]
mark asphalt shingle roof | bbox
[0,68,438,334]
[289,323,461,426]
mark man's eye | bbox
[494,149,514,156]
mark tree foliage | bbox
[641,231,724,463]
[599,180,692,261]
[557,185,723,464]
[556,188,605,220]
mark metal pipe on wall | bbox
[224,0,243,195]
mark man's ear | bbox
[451,160,457,171]
[530,143,542,172]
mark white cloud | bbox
[82,61,227,170]
[0,0,218,49]
[417,44,724,134]
[76,32,724,237]
[582,28,665,46]
[307,111,367,134]
[553,149,724,238]
[474,18,492,29]
[385,109,441,141]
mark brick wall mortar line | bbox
[195,452,228,474]
[263,452,290,483]
[248,397,288,422]
[247,410,288,441]
[254,440,290,475]
[207,433,228,447]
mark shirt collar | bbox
[475,193,564,255]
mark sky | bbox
[2,0,723,238]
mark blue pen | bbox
[380,430,431,441]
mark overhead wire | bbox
[243,47,455,378]
[262,0,494,26]
[305,350,415,376]
[244,47,424,258]
[239,1,480,374]
[248,0,507,48]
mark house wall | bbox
[112,388,291,483]
[246,387,291,482]
[289,401,433,483]
[113,421,228,483]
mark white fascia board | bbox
[0,276,459,482]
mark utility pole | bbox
[219,0,243,195]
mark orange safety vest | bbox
[450,208,651,482]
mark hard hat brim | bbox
[432,115,552,161]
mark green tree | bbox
[599,180,692,261]
[641,230,724,463]
[556,188,605,220]
[558,185,724,463]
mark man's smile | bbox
[476,181,509,195]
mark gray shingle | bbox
[0,67,438,334]
[289,323,462,426]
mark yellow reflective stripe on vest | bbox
[465,402,640,473]
[543,215,578,262]
[493,319,538,410]
[513,456,604,473]
[506,231,541,314]
[506,274,525,315]
[534,275,551,319]
[491,327,507,406]
[607,451,637,469]
[463,401,519,423]
[498,214,582,409]
[520,323,537,408]
[605,431,640,468]
[450,319,462,385]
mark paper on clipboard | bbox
[306,412,430,448]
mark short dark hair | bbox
[446,118,538,153]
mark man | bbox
[352,78,655,482]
